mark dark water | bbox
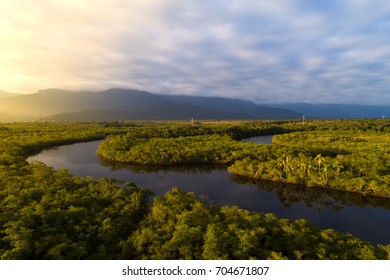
[28,138,390,245]
[241,135,274,144]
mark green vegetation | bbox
[0,122,152,259]
[0,121,389,259]
[97,121,289,164]
[229,122,390,197]
[98,119,390,197]
[128,188,388,260]
[99,134,246,165]
[0,164,151,259]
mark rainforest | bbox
[1,120,389,259]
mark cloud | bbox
[1,0,390,104]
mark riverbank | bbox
[1,121,389,259]
[29,138,390,245]
[97,120,390,198]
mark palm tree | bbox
[314,154,324,171]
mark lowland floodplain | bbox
[1,120,389,259]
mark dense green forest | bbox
[1,121,389,259]
[229,129,390,196]
[98,119,390,197]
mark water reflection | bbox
[100,155,390,213]
[241,135,273,144]
[99,157,223,175]
[231,175,390,211]
[28,139,390,244]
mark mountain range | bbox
[270,103,389,119]
[0,88,389,121]
[0,88,301,121]
[0,90,18,98]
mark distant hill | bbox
[38,109,159,122]
[0,88,302,122]
[0,88,164,117]
[0,90,18,98]
[0,113,34,122]
[270,103,390,119]
[2,88,389,122]
[38,101,299,122]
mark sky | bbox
[1,0,390,104]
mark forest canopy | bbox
[98,120,390,197]
[0,120,389,259]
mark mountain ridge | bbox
[0,88,302,121]
[0,90,19,98]
[268,103,390,119]
[2,88,389,122]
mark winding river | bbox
[28,136,390,245]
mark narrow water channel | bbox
[28,137,390,245]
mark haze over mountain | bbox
[268,103,390,119]
[0,88,302,122]
[0,90,18,98]
[1,88,389,122]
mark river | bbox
[28,136,390,245]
